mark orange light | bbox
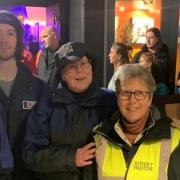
[149,8,155,13]
[119,6,125,12]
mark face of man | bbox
[0,24,17,61]
[40,28,56,49]
[62,56,93,93]
[145,31,159,50]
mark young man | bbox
[37,26,61,88]
[0,10,50,180]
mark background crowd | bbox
[0,9,179,180]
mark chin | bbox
[123,112,142,122]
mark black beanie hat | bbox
[0,10,23,34]
[0,10,24,60]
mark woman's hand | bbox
[75,142,96,167]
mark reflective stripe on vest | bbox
[94,128,180,180]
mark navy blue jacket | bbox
[23,82,117,180]
[0,62,51,180]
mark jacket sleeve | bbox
[37,49,47,81]
[22,99,79,174]
[168,142,180,180]
[0,117,14,175]
[155,52,170,84]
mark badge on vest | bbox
[22,100,37,110]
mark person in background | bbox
[139,52,156,70]
[23,41,117,180]
[131,27,171,92]
[94,64,180,180]
[22,48,37,75]
[0,10,50,180]
[108,42,129,91]
[37,26,61,88]
[139,52,169,95]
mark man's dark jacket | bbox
[37,46,60,88]
[0,109,14,180]
[0,62,50,180]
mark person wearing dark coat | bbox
[23,41,117,180]
[37,26,61,88]
[0,10,51,180]
[131,27,171,91]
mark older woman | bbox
[108,42,129,91]
[94,64,180,180]
[23,42,117,180]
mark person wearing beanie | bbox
[0,10,51,180]
[23,41,117,180]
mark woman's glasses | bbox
[118,90,150,100]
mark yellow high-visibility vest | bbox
[94,128,180,180]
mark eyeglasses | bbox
[65,59,91,72]
[118,90,150,100]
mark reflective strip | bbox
[158,128,180,179]
[95,136,124,180]
[95,135,107,180]
[158,139,171,180]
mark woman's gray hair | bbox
[115,64,156,96]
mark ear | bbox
[61,70,66,81]
[148,95,153,108]
[118,54,122,60]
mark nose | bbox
[129,93,137,103]
[146,37,150,43]
[76,64,83,72]
[0,34,6,44]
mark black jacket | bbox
[23,82,117,180]
[0,62,51,180]
[131,43,170,85]
[0,106,14,180]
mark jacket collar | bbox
[51,82,112,107]
[94,105,171,146]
